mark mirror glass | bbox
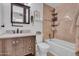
[13,5,24,22]
[26,9,29,23]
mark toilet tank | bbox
[36,32,43,43]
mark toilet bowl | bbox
[37,42,49,56]
[36,34,49,56]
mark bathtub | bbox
[46,39,75,56]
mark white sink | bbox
[0,29,36,39]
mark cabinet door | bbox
[15,38,24,56]
[0,40,2,56]
[4,38,24,56]
[4,39,16,56]
[23,36,35,56]
[30,36,36,55]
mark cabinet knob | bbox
[16,40,19,43]
[12,40,16,44]
[29,47,31,50]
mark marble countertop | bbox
[0,33,36,39]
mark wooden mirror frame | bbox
[11,3,30,25]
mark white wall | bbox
[0,4,2,29]
[0,3,4,34]
[30,3,43,40]
[0,4,1,27]
[30,3,43,32]
[0,3,43,36]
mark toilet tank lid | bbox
[38,43,49,49]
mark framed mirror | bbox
[11,3,30,26]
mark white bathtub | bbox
[46,39,75,56]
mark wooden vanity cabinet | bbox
[23,36,35,55]
[0,40,2,56]
[15,38,24,56]
[0,36,36,56]
[4,39,16,56]
[4,38,24,56]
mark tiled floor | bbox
[47,52,54,56]
[36,51,54,56]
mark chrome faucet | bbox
[16,28,19,34]
[16,28,23,34]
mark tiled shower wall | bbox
[54,3,79,43]
[43,3,79,43]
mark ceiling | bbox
[46,3,63,8]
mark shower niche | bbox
[51,8,58,38]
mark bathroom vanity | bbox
[0,33,36,56]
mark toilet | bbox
[36,34,49,56]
